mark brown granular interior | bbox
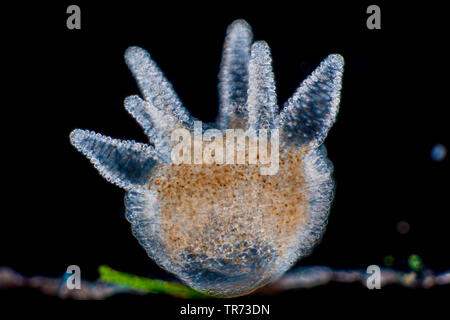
[148,146,309,264]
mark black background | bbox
[2,0,449,316]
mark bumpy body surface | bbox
[70,19,343,297]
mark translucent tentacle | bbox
[123,95,154,137]
[124,95,181,162]
[124,46,192,126]
[278,54,344,148]
[217,19,253,129]
[247,41,278,130]
[69,129,159,191]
